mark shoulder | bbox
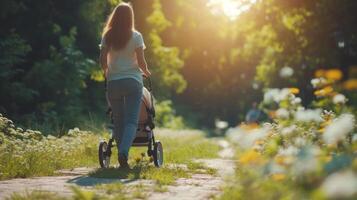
[133,30,143,38]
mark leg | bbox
[119,81,143,158]
[107,81,125,152]
[110,97,125,146]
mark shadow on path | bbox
[67,165,144,187]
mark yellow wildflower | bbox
[240,123,259,131]
[289,87,300,94]
[343,79,357,90]
[271,173,286,181]
[325,69,343,81]
[268,111,277,119]
[314,86,334,97]
[239,150,264,165]
[255,140,264,145]
[315,69,325,78]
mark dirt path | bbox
[148,139,235,200]
[0,139,235,200]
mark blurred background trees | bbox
[0,0,356,132]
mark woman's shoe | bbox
[118,154,129,168]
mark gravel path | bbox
[0,139,235,200]
[148,139,235,200]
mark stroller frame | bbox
[98,77,163,168]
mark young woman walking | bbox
[100,3,151,168]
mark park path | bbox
[0,139,235,200]
[147,139,235,200]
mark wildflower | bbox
[281,125,297,136]
[227,126,270,149]
[343,79,357,90]
[314,86,334,97]
[311,77,328,89]
[321,170,357,199]
[325,69,343,81]
[215,120,228,129]
[274,155,294,166]
[239,150,264,165]
[276,108,289,119]
[314,69,325,78]
[295,109,323,123]
[294,137,308,147]
[291,97,301,105]
[271,173,286,181]
[280,66,294,78]
[323,114,355,145]
[288,88,299,94]
[278,146,299,157]
[264,88,290,104]
[264,89,280,104]
[332,94,347,104]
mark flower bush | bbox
[224,69,357,200]
[0,114,100,180]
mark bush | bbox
[0,113,100,180]
[155,100,186,129]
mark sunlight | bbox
[207,0,257,20]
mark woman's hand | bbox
[143,68,151,77]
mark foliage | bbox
[144,0,187,99]
[0,114,100,180]
[155,100,186,129]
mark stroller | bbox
[98,77,163,168]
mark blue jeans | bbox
[108,78,143,157]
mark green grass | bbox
[90,129,220,186]
[2,115,221,199]
[6,191,66,200]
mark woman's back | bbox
[102,30,145,83]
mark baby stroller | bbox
[98,77,163,168]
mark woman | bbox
[99,3,151,168]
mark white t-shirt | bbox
[101,30,146,83]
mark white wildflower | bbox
[280,66,294,78]
[291,97,302,105]
[278,146,299,157]
[275,88,291,103]
[294,137,308,147]
[47,135,56,140]
[227,127,270,149]
[321,170,357,199]
[333,94,347,104]
[215,120,228,129]
[276,108,289,119]
[311,77,327,88]
[295,109,323,123]
[323,114,355,145]
[264,89,280,104]
[281,125,297,136]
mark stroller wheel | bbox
[153,141,163,167]
[99,141,111,168]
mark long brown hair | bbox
[102,3,134,50]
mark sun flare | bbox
[207,0,257,20]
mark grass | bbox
[6,191,66,200]
[90,129,220,186]
[2,115,221,199]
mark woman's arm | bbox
[99,47,109,78]
[135,47,151,77]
